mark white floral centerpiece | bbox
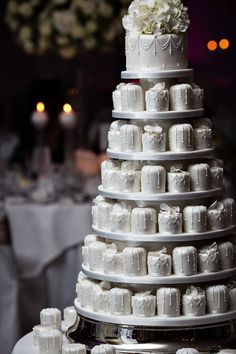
[122,0,190,71]
[5,0,131,59]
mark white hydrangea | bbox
[123,0,190,35]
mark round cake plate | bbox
[112,109,204,120]
[92,225,236,243]
[82,265,236,286]
[107,148,214,161]
[98,186,224,202]
[121,68,194,79]
[74,299,236,328]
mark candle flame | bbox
[63,103,72,113]
[36,102,45,113]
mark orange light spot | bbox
[36,102,45,112]
[207,40,217,51]
[63,103,72,113]
[219,39,229,50]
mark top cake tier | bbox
[125,33,188,73]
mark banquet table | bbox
[1,200,92,353]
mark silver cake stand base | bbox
[66,315,236,353]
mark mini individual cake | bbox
[120,83,145,111]
[132,292,156,317]
[97,201,114,231]
[218,241,235,270]
[228,284,236,310]
[109,288,132,316]
[120,124,142,152]
[122,247,147,276]
[112,83,126,111]
[84,234,100,246]
[119,170,141,193]
[121,160,141,171]
[108,120,128,151]
[145,82,169,112]
[142,125,166,152]
[101,160,120,191]
[168,167,190,193]
[91,344,116,354]
[63,307,77,328]
[182,286,206,317]
[62,344,87,354]
[169,84,193,111]
[188,163,211,191]
[169,124,194,151]
[158,204,182,234]
[33,325,53,346]
[194,118,212,150]
[92,284,110,313]
[110,203,131,233]
[210,160,224,189]
[206,285,228,314]
[156,287,181,317]
[131,207,157,234]
[83,235,100,267]
[176,349,200,354]
[79,278,96,310]
[141,165,166,193]
[88,241,107,271]
[192,83,204,109]
[222,198,236,227]
[207,201,226,231]
[148,248,172,277]
[198,243,220,273]
[40,308,61,331]
[173,246,198,276]
[104,250,123,275]
[38,329,62,354]
[183,206,207,233]
[92,196,107,227]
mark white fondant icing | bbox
[132,292,156,317]
[38,329,62,354]
[111,203,131,233]
[211,166,224,189]
[170,84,193,111]
[206,285,228,314]
[62,344,86,354]
[125,33,188,71]
[173,246,198,276]
[183,206,207,233]
[168,168,190,193]
[207,201,226,231]
[189,163,211,191]
[141,165,166,193]
[182,286,206,317]
[92,284,110,313]
[92,196,107,227]
[40,308,61,331]
[222,198,236,227]
[121,160,141,171]
[91,344,116,354]
[120,124,142,152]
[33,325,53,347]
[194,128,212,150]
[120,83,145,111]
[119,170,141,192]
[131,208,157,234]
[158,204,182,234]
[192,84,204,109]
[97,202,113,231]
[176,348,200,354]
[104,251,123,275]
[63,307,77,328]
[198,243,220,273]
[157,287,181,317]
[122,247,147,276]
[218,242,235,270]
[88,241,107,271]
[79,279,96,310]
[169,124,194,152]
[229,287,236,310]
[142,125,166,152]
[112,83,126,111]
[109,288,132,316]
[148,249,172,277]
[145,83,169,112]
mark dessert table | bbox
[0,200,92,353]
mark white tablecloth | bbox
[1,202,92,354]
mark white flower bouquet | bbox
[123,0,190,35]
[5,0,130,59]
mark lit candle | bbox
[31,102,49,128]
[59,103,77,129]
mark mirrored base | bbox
[67,315,236,353]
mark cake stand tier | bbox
[67,314,236,353]
[82,265,236,286]
[98,186,224,202]
[74,300,236,328]
[112,109,204,120]
[121,68,194,79]
[107,148,214,161]
[93,225,236,243]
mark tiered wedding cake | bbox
[71,1,236,352]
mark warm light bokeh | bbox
[219,39,230,50]
[207,40,217,51]
[36,102,45,112]
[63,103,72,113]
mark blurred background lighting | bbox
[219,38,230,50]
[63,103,72,113]
[207,40,218,51]
[36,102,45,112]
